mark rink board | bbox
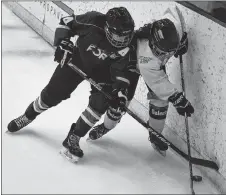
[3,1,226,193]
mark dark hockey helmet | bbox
[149,18,180,59]
[105,7,135,48]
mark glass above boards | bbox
[177,1,226,27]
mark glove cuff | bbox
[168,92,184,106]
[112,79,130,90]
[118,90,128,101]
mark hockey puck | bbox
[192,175,202,182]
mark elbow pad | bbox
[54,15,75,46]
[54,26,71,46]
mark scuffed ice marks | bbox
[2,50,53,58]
[2,24,28,30]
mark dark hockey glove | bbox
[110,79,130,110]
[168,92,194,117]
[174,32,188,58]
[110,87,128,112]
[54,38,74,67]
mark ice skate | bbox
[87,123,110,141]
[60,123,84,163]
[151,142,166,157]
[60,147,81,163]
[7,114,34,133]
[149,134,168,157]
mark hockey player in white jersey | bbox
[88,10,194,156]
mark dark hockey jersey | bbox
[54,11,138,87]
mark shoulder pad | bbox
[75,11,106,30]
[118,47,130,57]
[61,15,74,25]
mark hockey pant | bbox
[25,54,85,120]
[24,62,124,138]
[73,71,139,137]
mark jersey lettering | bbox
[139,56,153,64]
[87,44,108,60]
[149,104,168,120]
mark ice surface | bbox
[2,4,219,194]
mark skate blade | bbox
[59,148,80,163]
[86,137,92,142]
[151,143,166,157]
[86,137,99,142]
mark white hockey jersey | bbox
[136,6,184,101]
[136,39,178,101]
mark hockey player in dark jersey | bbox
[7,7,137,162]
[87,8,194,157]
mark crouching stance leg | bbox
[148,97,169,156]
[88,101,127,140]
[7,64,82,132]
[61,87,110,162]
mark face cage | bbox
[105,26,134,48]
[149,42,176,61]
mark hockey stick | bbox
[174,7,196,193]
[179,54,196,194]
[175,6,202,192]
[67,62,219,171]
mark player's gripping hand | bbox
[168,92,194,117]
[174,32,188,58]
[110,87,128,112]
[54,39,74,67]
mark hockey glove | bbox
[174,32,188,58]
[168,92,194,117]
[110,87,128,112]
[54,39,74,67]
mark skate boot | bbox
[88,123,111,141]
[149,132,168,157]
[7,114,35,133]
[7,102,40,133]
[60,123,84,163]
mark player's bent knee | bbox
[149,103,168,133]
[89,93,109,114]
[40,88,68,107]
[149,103,168,120]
